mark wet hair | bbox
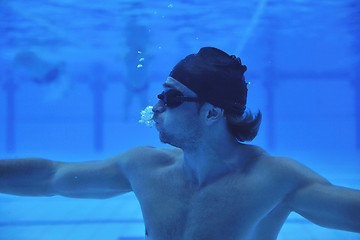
[196,102,262,142]
[225,110,262,142]
[171,47,261,142]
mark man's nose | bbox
[153,100,166,113]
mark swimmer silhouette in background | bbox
[1,47,359,240]
[13,50,70,100]
[122,10,152,122]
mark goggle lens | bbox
[157,89,199,108]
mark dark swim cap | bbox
[169,47,248,115]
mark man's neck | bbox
[182,138,248,188]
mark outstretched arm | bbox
[287,181,360,233]
[0,158,61,196]
[0,152,134,198]
[52,157,132,198]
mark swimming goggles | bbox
[157,89,200,108]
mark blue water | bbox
[1,0,360,239]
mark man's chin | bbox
[158,132,169,144]
[159,133,179,147]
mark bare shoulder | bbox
[106,146,182,177]
[262,155,330,190]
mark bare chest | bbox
[132,168,287,240]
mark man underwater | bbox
[1,47,359,240]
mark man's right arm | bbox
[0,152,134,198]
[0,158,61,196]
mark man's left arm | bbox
[287,182,360,233]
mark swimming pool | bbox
[1,0,360,239]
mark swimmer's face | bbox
[153,77,203,148]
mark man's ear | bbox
[204,105,224,124]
